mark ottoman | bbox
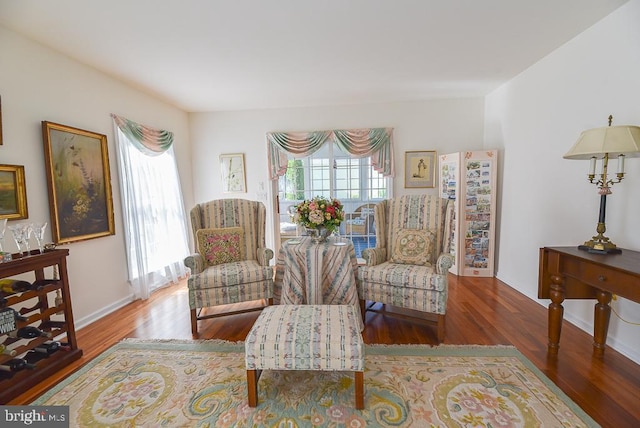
[245,304,365,409]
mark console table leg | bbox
[593,290,612,357]
[548,274,565,354]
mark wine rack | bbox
[0,249,82,403]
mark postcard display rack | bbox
[439,150,498,277]
[0,249,82,403]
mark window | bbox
[278,142,390,257]
[114,125,190,299]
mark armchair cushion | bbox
[196,227,245,267]
[390,228,435,266]
[188,260,273,290]
[188,261,274,309]
[357,262,447,291]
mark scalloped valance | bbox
[111,114,174,156]
[267,127,394,180]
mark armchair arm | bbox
[436,253,454,275]
[184,253,205,275]
[362,247,387,266]
[257,247,274,266]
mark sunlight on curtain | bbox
[113,122,189,300]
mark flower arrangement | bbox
[292,196,344,233]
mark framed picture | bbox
[0,164,28,220]
[42,121,115,244]
[220,153,246,193]
[405,150,437,188]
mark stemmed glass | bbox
[8,223,30,256]
[0,218,6,252]
[30,222,48,254]
[332,228,346,246]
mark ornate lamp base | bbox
[578,225,622,254]
[578,243,622,254]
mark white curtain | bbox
[113,119,189,299]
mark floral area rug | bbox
[33,339,598,427]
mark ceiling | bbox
[0,0,629,112]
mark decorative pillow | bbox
[196,227,245,267]
[390,228,435,266]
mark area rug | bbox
[33,339,598,427]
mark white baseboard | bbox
[496,272,640,365]
[74,294,136,331]
[563,312,640,364]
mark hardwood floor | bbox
[11,275,639,427]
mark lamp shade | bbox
[564,125,640,159]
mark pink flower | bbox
[487,410,518,427]
[346,414,367,427]
[217,409,238,427]
[310,411,325,426]
[326,405,349,422]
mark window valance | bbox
[111,114,174,156]
[267,127,394,180]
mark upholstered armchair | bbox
[357,195,454,341]
[184,199,274,335]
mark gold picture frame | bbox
[220,153,247,193]
[0,164,28,220]
[405,150,437,188]
[42,121,115,244]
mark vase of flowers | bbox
[292,196,344,243]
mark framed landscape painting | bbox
[0,164,28,220]
[42,121,115,244]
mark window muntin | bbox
[278,142,390,257]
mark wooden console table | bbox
[538,246,640,356]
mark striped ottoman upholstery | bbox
[245,305,365,409]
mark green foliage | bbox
[284,160,305,200]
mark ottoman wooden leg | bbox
[190,308,198,337]
[247,369,259,407]
[355,371,364,409]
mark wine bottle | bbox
[30,279,61,290]
[33,341,60,355]
[8,326,52,339]
[2,307,28,322]
[0,358,35,372]
[0,344,17,357]
[0,279,32,294]
[57,342,72,352]
[24,351,48,365]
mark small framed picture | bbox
[42,121,115,244]
[0,164,28,220]
[405,151,437,188]
[220,153,247,193]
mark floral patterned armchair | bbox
[357,195,454,341]
[184,199,274,335]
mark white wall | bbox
[0,25,193,326]
[485,0,640,363]
[189,98,485,249]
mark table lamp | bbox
[563,115,640,254]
